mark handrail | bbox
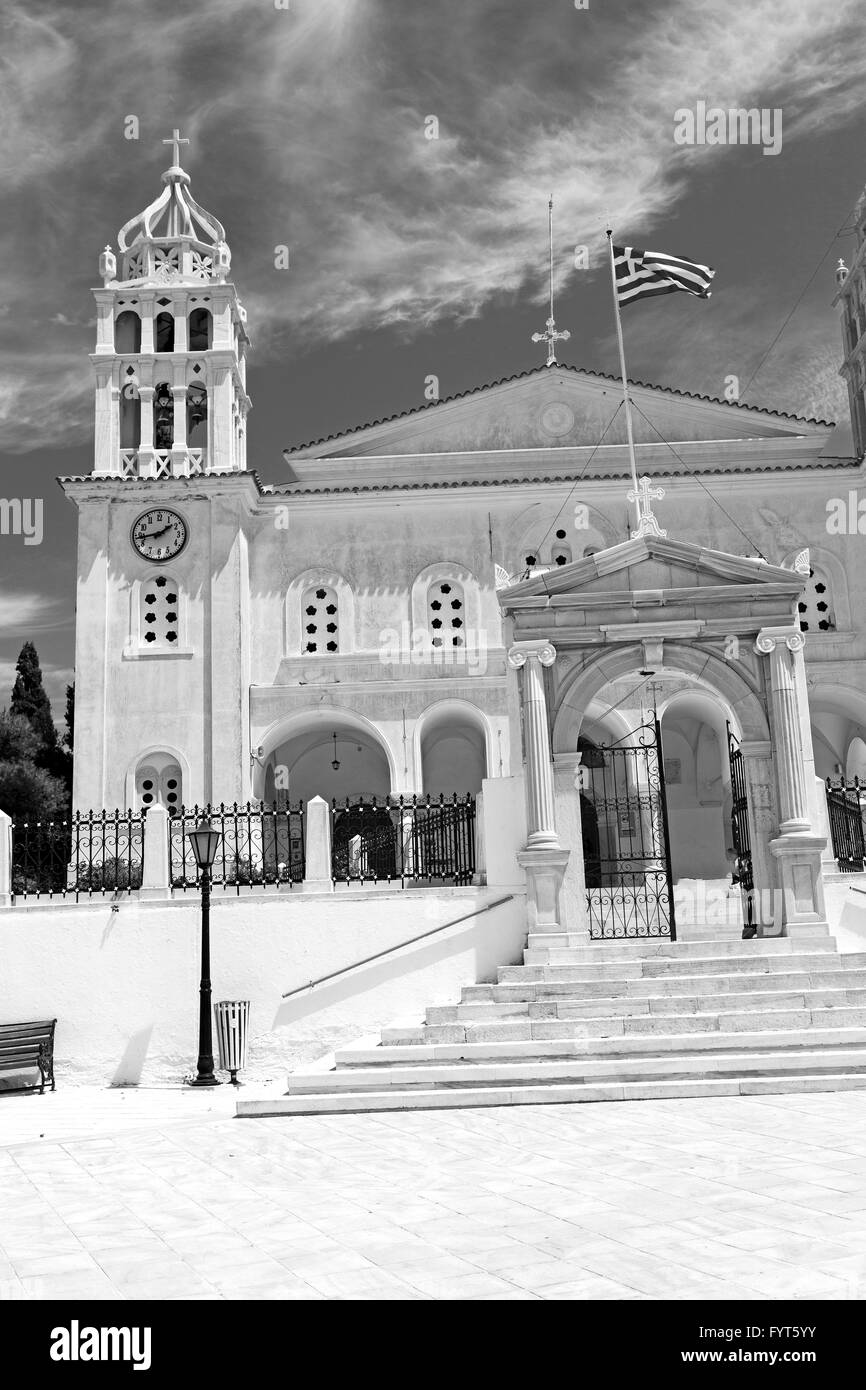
[281,893,516,999]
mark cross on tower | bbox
[162,128,190,167]
[531,195,570,366]
[627,475,667,538]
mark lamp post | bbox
[188,819,222,1087]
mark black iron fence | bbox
[11,809,146,901]
[169,801,305,892]
[826,777,866,871]
[331,794,476,886]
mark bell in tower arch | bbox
[154,384,174,449]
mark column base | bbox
[517,847,570,935]
[769,832,829,936]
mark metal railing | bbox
[11,809,147,901]
[282,893,514,999]
[826,777,866,871]
[169,800,305,892]
[330,793,476,886]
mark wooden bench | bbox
[0,1020,56,1094]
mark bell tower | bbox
[91,129,251,479]
[834,187,866,459]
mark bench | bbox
[0,1020,56,1094]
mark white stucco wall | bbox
[0,888,526,1088]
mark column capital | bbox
[508,639,557,670]
[754,625,804,656]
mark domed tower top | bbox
[103,130,231,287]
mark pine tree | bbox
[0,711,68,821]
[63,681,75,752]
[10,643,58,755]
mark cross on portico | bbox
[162,128,190,167]
[627,474,667,538]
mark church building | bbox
[54,139,866,1106]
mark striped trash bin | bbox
[213,1000,250,1085]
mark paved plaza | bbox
[1,1087,866,1301]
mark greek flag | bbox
[613,245,715,306]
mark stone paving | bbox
[1,1086,866,1300]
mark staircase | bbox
[238,929,866,1118]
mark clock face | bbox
[131,509,188,563]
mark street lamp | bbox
[188,819,222,1088]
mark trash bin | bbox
[213,1000,250,1084]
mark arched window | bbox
[428,578,465,649]
[120,369,141,448]
[141,574,180,647]
[302,584,339,654]
[551,527,572,566]
[155,311,174,353]
[188,308,212,351]
[115,310,141,353]
[135,754,182,813]
[187,385,207,447]
[153,383,173,449]
[798,566,836,633]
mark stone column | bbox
[553,753,590,941]
[755,628,829,936]
[508,641,570,934]
[302,795,333,894]
[508,641,559,849]
[171,383,189,477]
[137,386,155,477]
[0,809,12,907]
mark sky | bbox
[0,0,865,716]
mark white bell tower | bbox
[91,129,251,479]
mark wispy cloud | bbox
[0,0,863,451]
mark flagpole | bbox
[606,227,642,531]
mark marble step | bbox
[400,1007,866,1044]
[238,1070,866,1117]
[335,1027,866,1066]
[463,968,866,1002]
[381,1014,866,1045]
[284,1045,866,1094]
[501,951,846,983]
[523,935,836,958]
[425,985,866,1024]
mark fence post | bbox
[303,796,333,893]
[140,804,171,898]
[0,809,11,906]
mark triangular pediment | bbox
[288,365,831,461]
[499,535,806,605]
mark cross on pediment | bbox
[531,195,570,366]
[532,316,571,367]
[627,475,667,538]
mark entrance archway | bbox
[553,646,770,939]
[658,690,732,882]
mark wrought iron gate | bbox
[825,776,866,871]
[726,724,755,934]
[581,720,676,940]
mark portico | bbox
[500,533,830,942]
